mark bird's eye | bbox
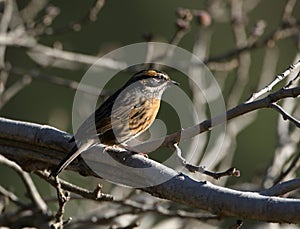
[153,77,160,82]
[157,74,164,80]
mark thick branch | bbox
[1,117,300,223]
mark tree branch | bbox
[0,155,48,213]
[261,178,300,197]
[138,86,300,151]
[1,117,300,223]
[0,32,127,70]
[205,21,299,64]
[270,103,300,128]
[246,60,300,102]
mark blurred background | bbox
[1,0,300,228]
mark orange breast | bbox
[129,98,160,137]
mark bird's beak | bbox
[171,80,179,86]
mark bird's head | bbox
[128,69,178,89]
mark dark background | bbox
[1,0,299,228]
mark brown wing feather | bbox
[75,87,138,144]
[74,85,161,145]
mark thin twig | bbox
[0,0,13,93]
[0,0,13,67]
[269,103,300,128]
[285,70,300,88]
[0,33,127,70]
[115,198,219,221]
[67,209,138,228]
[0,185,26,208]
[51,176,71,229]
[6,66,111,96]
[35,170,113,201]
[246,60,300,103]
[0,155,48,213]
[174,144,240,179]
[20,0,48,24]
[273,150,300,185]
[0,75,32,108]
[45,194,220,222]
[150,10,192,66]
[282,0,297,22]
[35,0,105,36]
[0,0,13,34]
[205,22,299,64]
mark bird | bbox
[50,69,178,177]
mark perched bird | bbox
[50,69,178,177]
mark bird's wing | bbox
[75,88,138,141]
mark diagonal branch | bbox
[261,178,300,196]
[0,33,127,70]
[138,86,300,151]
[269,103,300,128]
[205,21,299,64]
[0,155,48,213]
[0,185,26,208]
[246,60,300,103]
[1,117,300,223]
[35,170,113,201]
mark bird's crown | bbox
[131,69,170,82]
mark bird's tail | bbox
[49,145,80,177]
